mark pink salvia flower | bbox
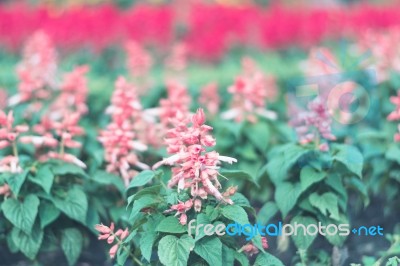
[154,109,237,215]
[222,57,277,123]
[289,97,336,151]
[10,30,57,107]
[199,82,220,115]
[99,77,149,186]
[125,41,153,78]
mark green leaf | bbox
[128,170,160,189]
[333,144,363,178]
[309,192,340,220]
[192,213,211,241]
[234,252,249,266]
[257,202,278,225]
[230,193,251,207]
[129,194,160,220]
[266,144,310,185]
[140,232,157,262]
[300,166,326,192]
[221,245,235,266]
[51,163,88,179]
[52,188,88,224]
[274,182,302,217]
[386,145,400,164]
[156,216,187,233]
[319,214,349,246]
[158,235,195,266]
[30,165,54,194]
[245,122,270,152]
[221,205,249,225]
[127,185,162,206]
[39,200,60,229]
[290,216,317,250]
[116,247,129,266]
[11,225,43,260]
[194,237,222,266]
[92,170,125,194]
[220,170,258,187]
[6,169,29,196]
[2,194,40,234]
[61,228,83,266]
[254,253,284,266]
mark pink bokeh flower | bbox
[10,30,57,106]
[125,40,153,78]
[222,57,277,123]
[154,109,237,217]
[198,82,220,115]
[241,237,268,257]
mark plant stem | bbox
[12,141,18,158]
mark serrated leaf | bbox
[61,228,83,266]
[333,144,363,178]
[11,225,43,260]
[140,232,157,262]
[234,252,249,266]
[156,216,186,233]
[257,201,278,225]
[51,163,88,179]
[30,165,54,194]
[129,194,160,220]
[290,216,317,250]
[158,235,195,266]
[221,205,249,225]
[246,122,270,152]
[194,237,222,266]
[300,166,326,192]
[52,188,88,224]
[254,253,284,266]
[221,245,235,266]
[6,169,29,196]
[2,194,39,234]
[38,200,60,229]
[219,170,258,187]
[309,192,340,220]
[266,144,310,185]
[274,182,302,217]
[128,170,160,189]
[92,170,125,194]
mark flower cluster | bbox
[387,90,400,142]
[198,82,220,115]
[95,223,129,259]
[158,81,192,127]
[0,111,29,173]
[10,30,57,106]
[18,65,89,168]
[222,57,277,123]
[125,41,153,79]
[154,109,237,224]
[98,77,149,186]
[289,97,336,151]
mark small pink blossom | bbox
[0,184,10,197]
[95,222,129,259]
